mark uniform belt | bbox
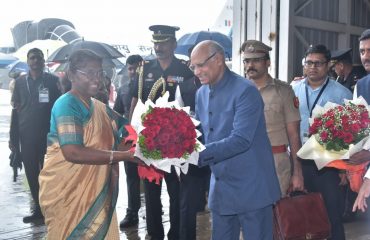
[272,145,287,154]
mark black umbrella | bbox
[9,108,22,182]
[47,40,124,62]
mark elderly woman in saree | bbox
[39,49,140,239]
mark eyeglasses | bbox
[242,57,267,65]
[189,52,218,72]
[76,69,106,80]
[304,61,328,68]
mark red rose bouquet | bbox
[298,97,370,191]
[138,106,199,160]
[308,102,370,152]
[131,92,205,184]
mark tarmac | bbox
[0,89,369,240]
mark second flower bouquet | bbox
[298,97,370,191]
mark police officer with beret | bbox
[331,48,367,92]
[241,40,304,196]
[129,25,204,240]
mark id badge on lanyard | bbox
[39,88,49,103]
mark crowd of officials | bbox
[7,24,370,240]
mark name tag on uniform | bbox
[39,88,49,103]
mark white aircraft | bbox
[209,0,233,37]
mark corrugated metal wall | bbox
[296,0,339,23]
[351,0,370,27]
[290,0,369,80]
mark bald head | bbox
[191,40,225,59]
[190,40,226,85]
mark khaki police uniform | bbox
[241,39,301,194]
[259,76,300,193]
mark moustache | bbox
[247,68,257,73]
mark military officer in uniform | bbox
[330,48,367,92]
[241,40,304,195]
[129,25,204,240]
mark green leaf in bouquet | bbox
[141,105,153,122]
[138,135,162,160]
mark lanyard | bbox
[25,74,31,96]
[25,73,45,96]
[305,78,329,117]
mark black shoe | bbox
[119,215,138,228]
[23,210,44,223]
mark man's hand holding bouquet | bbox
[297,97,370,192]
[130,92,205,184]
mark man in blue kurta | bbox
[191,40,280,239]
[349,29,370,212]
[354,29,370,102]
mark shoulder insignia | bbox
[293,96,299,109]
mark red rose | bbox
[343,132,354,144]
[325,119,334,128]
[320,131,329,141]
[145,138,155,150]
[350,123,361,133]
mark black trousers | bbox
[302,161,345,240]
[20,132,46,208]
[179,166,210,240]
[124,161,141,216]
[144,169,180,240]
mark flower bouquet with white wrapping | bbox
[131,91,205,184]
[297,97,370,191]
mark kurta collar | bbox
[209,67,231,91]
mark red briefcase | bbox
[273,192,331,240]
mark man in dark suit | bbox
[10,48,61,223]
[114,54,143,228]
